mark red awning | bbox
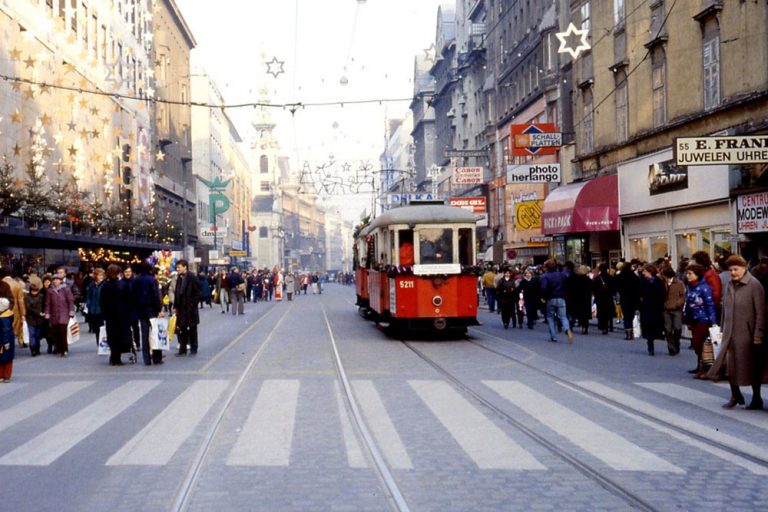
[541,174,618,234]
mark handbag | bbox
[97,325,110,355]
[67,318,80,345]
[236,282,246,293]
[701,338,715,366]
[149,317,170,351]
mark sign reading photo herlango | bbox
[736,191,768,233]
[675,136,768,166]
[506,163,561,183]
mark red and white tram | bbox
[353,203,480,332]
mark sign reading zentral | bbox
[675,136,768,165]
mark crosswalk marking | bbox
[0,380,161,466]
[637,383,768,431]
[411,380,546,470]
[485,380,683,473]
[335,382,367,468]
[560,382,768,475]
[352,380,413,469]
[0,382,26,398]
[0,381,93,434]
[226,379,300,466]
[578,381,768,463]
[106,380,229,466]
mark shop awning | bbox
[541,174,618,234]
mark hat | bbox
[28,275,43,291]
[725,255,747,268]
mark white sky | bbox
[174,0,445,221]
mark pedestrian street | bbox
[1,284,767,512]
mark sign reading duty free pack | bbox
[675,136,768,166]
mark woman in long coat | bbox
[638,264,666,356]
[708,255,767,409]
[615,261,641,339]
[100,264,131,366]
[495,268,517,329]
[592,263,615,334]
[567,265,593,334]
[0,280,15,381]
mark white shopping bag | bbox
[632,313,642,339]
[67,317,80,345]
[149,317,170,351]
[97,325,110,355]
[22,319,30,346]
[709,325,722,359]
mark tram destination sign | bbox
[675,136,768,166]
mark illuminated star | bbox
[155,150,165,161]
[555,22,591,60]
[67,120,77,131]
[53,132,64,144]
[79,128,89,139]
[11,81,21,92]
[79,98,89,110]
[136,144,146,155]
[89,106,100,116]
[112,145,123,158]
[12,143,22,156]
[265,56,285,78]
[67,145,78,158]
[40,114,52,126]
[423,43,436,63]
[9,47,21,60]
[102,160,112,171]
[91,130,100,139]
[11,111,22,123]
[23,56,36,68]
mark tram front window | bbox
[419,228,453,264]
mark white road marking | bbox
[485,380,683,473]
[226,379,300,466]
[560,382,768,475]
[335,382,367,468]
[412,380,546,470]
[578,381,768,464]
[637,382,768,431]
[352,380,413,469]
[0,380,161,466]
[0,382,26,398]
[0,381,92,434]
[106,380,229,466]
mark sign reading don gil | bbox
[506,163,561,184]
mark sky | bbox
[174,0,446,221]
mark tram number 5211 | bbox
[399,280,415,289]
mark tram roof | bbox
[368,204,478,230]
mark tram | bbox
[353,203,480,332]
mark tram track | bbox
[463,328,768,472]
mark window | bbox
[260,155,269,173]
[260,181,270,192]
[70,0,76,32]
[580,1,590,33]
[703,36,720,110]
[582,87,594,154]
[418,228,453,264]
[398,229,414,266]
[259,227,268,238]
[458,228,473,266]
[613,0,625,26]
[652,48,666,127]
[615,70,628,143]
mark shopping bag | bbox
[632,314,641,339]
[702,339,715,366]
[708,325,722,359]
[167,315,177,342]
[97,325,110,355]
[67,318,80,345]
[149,317,170,351]
[22,319,30,346]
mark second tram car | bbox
[353,203,480,332]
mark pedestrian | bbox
[1,266,26,348]
[592,263,614,335]
[215,268,230,314]
[301,274,309,295]
[495,268,516,329]
[173,260,201,356]
[24,275,46,356]
[100,264,131,366]
[227,267,245,315]
[684,263,717,378]
[517,268,540,329]
[0,278,15,382]
[198,272,212,309]
[615,260,641,340]
[708,255,767,409]
[85,268,105,346]
[481,266,497,313]
[638,264,666,356]
[274,269,284,301]
[253,272,263,303]
[661,266,686,355]
[539,259,574,343]
[132,262,165,366]
[285,272,296,301]
[692,250,722,323]
[122,265,140,354]
[44,273,74,357]
[568,265,593,334]
[41,274,53,353]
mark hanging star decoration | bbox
[555,22,591,60]
[265,56,285,78]
[156,150,166,161]
[423,43,436,63]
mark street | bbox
[1,284,767,512]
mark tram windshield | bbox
[419,228,453,264]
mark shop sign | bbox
[648,160,687,196]
[199,226,227,242]
[530,236,553,243]
[736,191,768,233]
[675,136,768,166]
[229,250,247,257]
[511,123,561,157]
[448,196,487,213]
[514,200,543,231]
[507,163,561,184]
[445,149,488,158]
[452,167,483,185]
[388,193,435,205]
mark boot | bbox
[647,339,655,356]
[624,328,632,340]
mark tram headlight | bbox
[432,295,443,307]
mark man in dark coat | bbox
[173,260,201,356]
[132,263,164,365]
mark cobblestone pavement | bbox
[1,285,767,511]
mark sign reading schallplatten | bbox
[736,191,768,233]
[506,163,561,183]
[675,136,768,166]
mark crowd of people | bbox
[481,253,768,410]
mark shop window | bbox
[458,228,473,266]
[675,232,697,260]
[651,236,668,261]
[712,230,733,263]
[629,237,649,261]
[419,228,453,264]
[259,227,268,238]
